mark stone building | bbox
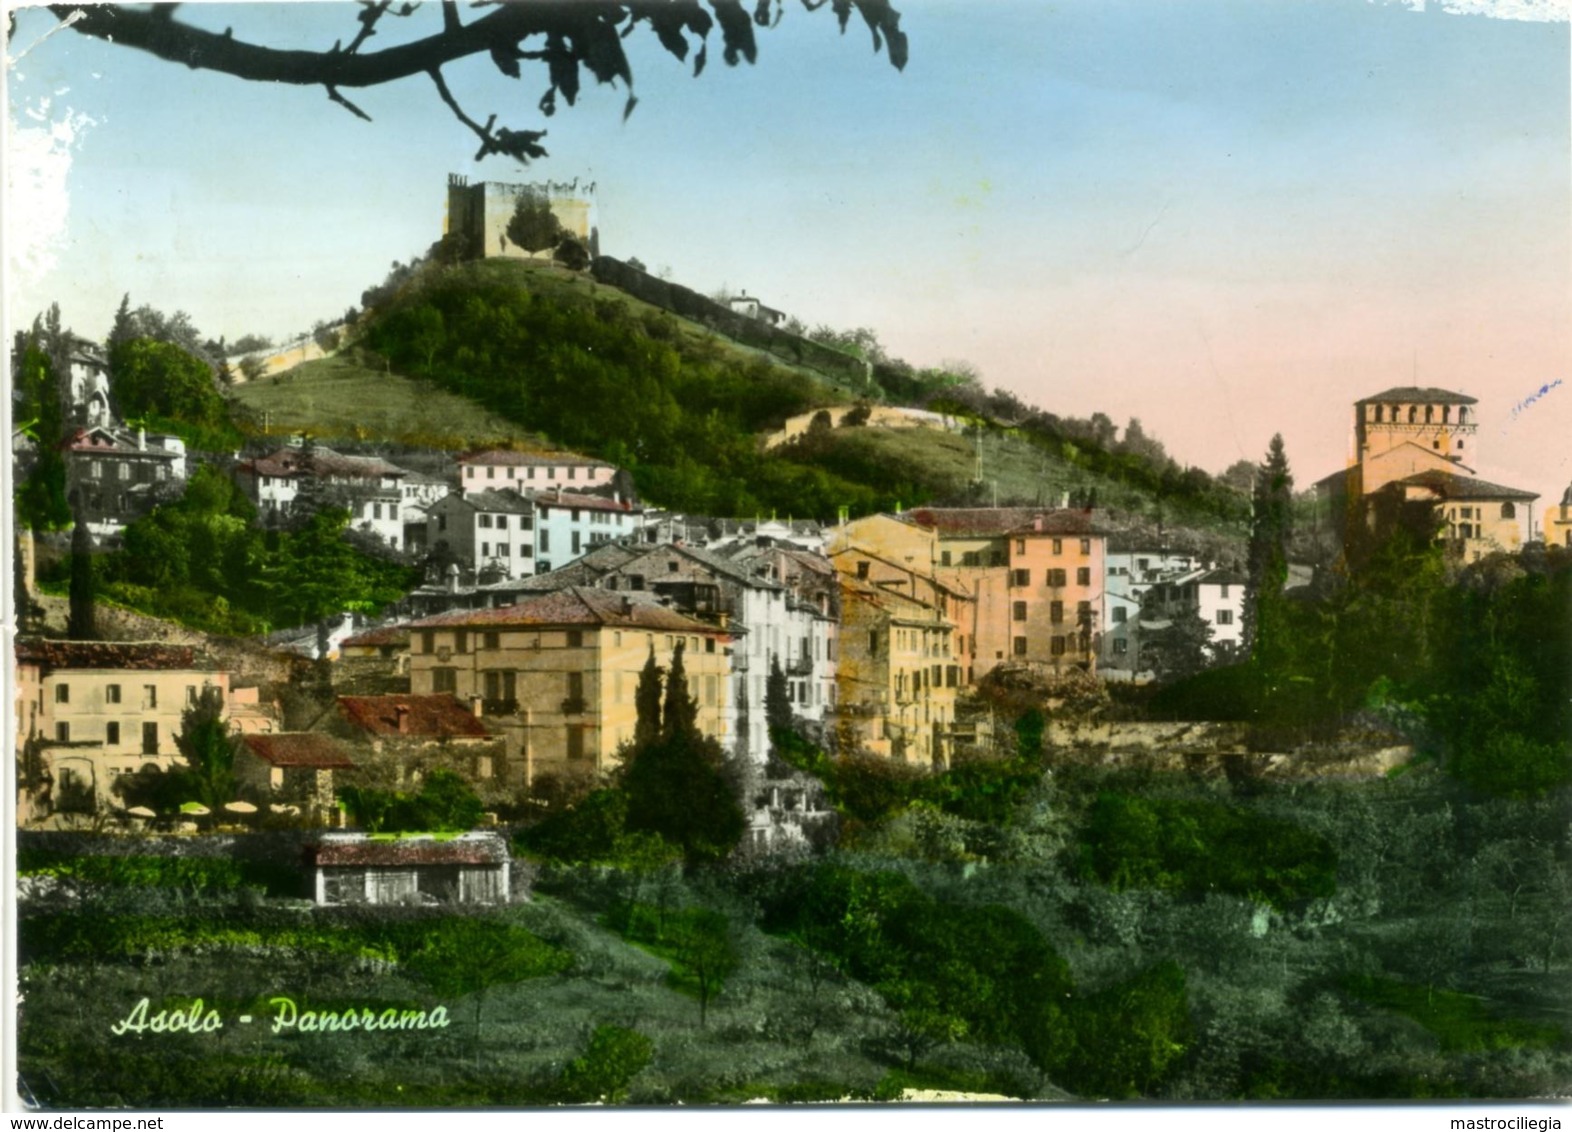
[1315,386,1538,562]
[444,174,598,260]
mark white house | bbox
[235,442,410,546]
[529,488,641,574]
[426,489,536,581]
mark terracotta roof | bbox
[341,626,412,648]
[1357,387,1478,406]
[1391,471,1539,501]
[61,426,181,458]
[408,586,730,635]
[314,832,510,867]
[337,694,492,739]
[460,449,611,468]
[902,507,1106,538]
[529,489,638,514]
[238,733,356,769]
[15,639,217,672]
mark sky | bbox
[5,0,1569,516]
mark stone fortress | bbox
[444,174,599,260]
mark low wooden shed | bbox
[311,831,511,905]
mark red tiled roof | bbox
[336,694,491,740]
[15,639,217,672]
[238,733,356,769]
[1392,471,1538,502]
[314,833,509,867]
[408,586,729,635]
[460,449,610,468]
[1357,387,1478,406]
[341,626,411,648]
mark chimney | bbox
[395,704,410,735]
[620,596,633,616]
[446,563,461,593]
[1033,516,1043,532]
[137,428,146,451]
[1060,491,1070,508]
[469,695,483,719]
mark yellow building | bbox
[14,639,232,815]
[407,587,733,784]
[835,578,960,766]
[1544,483,1572,550]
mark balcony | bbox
[560,696,588,716]
[787,654,814,676]
[482,698,518,717]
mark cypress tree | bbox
[634,645,664,748]
[662,641,699,739]
[68,501,96,640]
[765,655,793,738]
[1244,434,1294,662]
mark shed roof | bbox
[337,694,492,740]
[314,832,510,867]
[237,733,356,769]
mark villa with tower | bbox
[1315,386,1537,562]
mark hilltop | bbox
[233,255,1249,543]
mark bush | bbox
[552,1025,655,1104]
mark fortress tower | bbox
[1352,386,1477,495]
[444,174,600,261]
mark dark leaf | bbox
[709,0,756,65]
[853,0,907,69]
[489,42,521,79]
[545,32,580,105]
[574,11,634,86]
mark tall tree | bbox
[67,502,96,640]
[765,655,793,739]
[13,332,72,530]
[662,641,699,740]
[635,646,664,748]
[1244,434,1294,662]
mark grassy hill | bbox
[231,256,1247,539]
[229,353,541,450]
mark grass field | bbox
[229,354,541,450]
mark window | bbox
[497,515,508,530]
[1078,600,1092,623]
[571,509,582,522]
[1052,539,1063,555]
[106,721,120,745]
[483,631,500,650]
[1050,601,1064,624]
[437,514,448,532]
[142,722,159,754]
[1080,538,1091,555]
[1502,502,1516,519]
[55,684,69,704]
[106,684,121,704]
[566,630,584,648]
[1015,539,1026,555]
[1077,567,1091,586]
[1113,638,1128,655]
[421,630,436,654]
[869,630,879,656]
[1216,609,1234,625]
[1013,636,1028,657]
[1012,568,1031,587]
[117,462,131,481]
[186,686,199,705]
[1013,601,1028,622]
[539,530,551,553]
[1113,607,1127,623]
[1219,584,1230,599]
[432,668,458,694]
[455,630,469,654]
[941,550,952,566]
[857,561,870,579]
[90,460,103,479]
[466,467,475,479]
[571,531,582,555]
[55,722,70,742]
[487,467,495,479]
[144,685,157,709]
[1047,568,1067,587]
[566,725,586,761]
[1051,636,1067,657]
[479,514,493,528]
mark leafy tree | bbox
[506,188,565,256]
[552,1025,654,1103]
[668,908,737,1028]
[175,686,236,810]
[620,725,746,865]
[12,333,72,530]
[553,233,591,272]
[108,338,227,429]
[1146,604,1215,681]
[48,2,906,164]
[337,769,483,833]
